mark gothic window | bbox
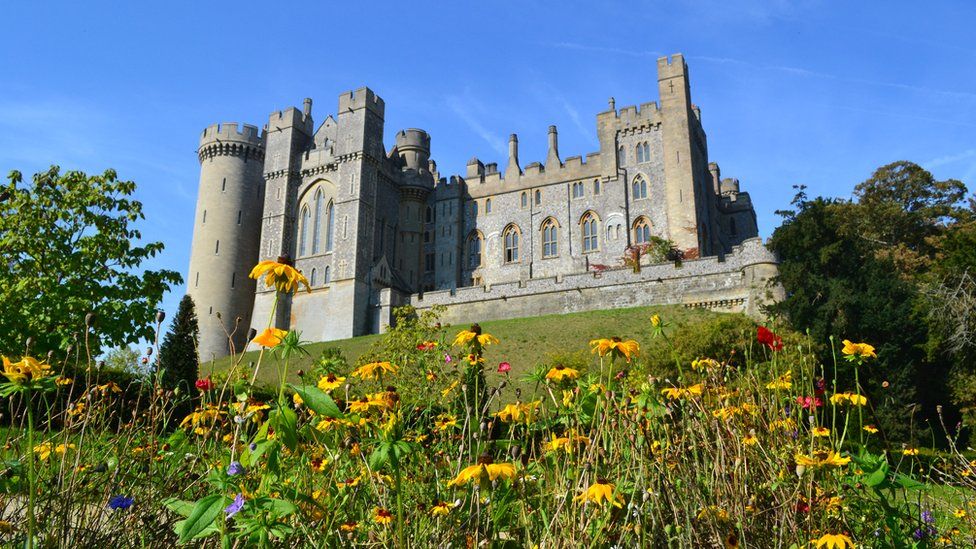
[312,189,323,254]
[466,232,482,268]
[521,192,527,208]
[541,218,558,258]
[503,225,520,263]
[485,198,492,214]
[581,212,599,253]
[632,175,648,200]
[298,205,311,256]
[310,268,317,287]
[633,217,651,244]
[636,144,644,163]
[572,182,584,199]
[594,179,600,195]
[535,190,541,205]
[325,201,335,251]
[324,266,331,284]
[643,142,650,162]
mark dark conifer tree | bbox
[157,294,200,396]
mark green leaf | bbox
[162,497,195,517]
[271,405,298,451]
[255,498,298,516]
[288,384,342,418]
[178,494,229,543]
[369,443,391,470]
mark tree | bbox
[0,166,182,356]
[103,346,142,375]
[157,295,200,394]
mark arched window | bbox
[485,198,492,214]
[633,217,651,244]
[503,225,520,263]
[615,224,622,239]
[325,201,335,251]
[324,265,331,284]
[607,225,613,240]
[298,206,311,256]
[642,142,650,162]
[541,218,558,258]
[594,179,600,195]
[581,212,599,252]
[521,192,527,208]
[535,190,541,205]
[467,232,482,268]
[312,189,323,254]
[310,268,317,287]
[572,182,584,199]
[636,144,644,163]
[632,176,647,200]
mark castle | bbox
[186,53,780,361]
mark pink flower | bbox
[444,354,452,364]
[796,395,822,409]
[195,377,215,392]
[497,362,511,374]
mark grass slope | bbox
[204,304,738,389]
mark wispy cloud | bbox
[548,41,663,58]
[924,149,976,169]
[445,94,507,157]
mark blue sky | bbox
[2,0,975,331]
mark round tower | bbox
[393,129,434,292]
[187,122,266,361]
[395,128,431,171]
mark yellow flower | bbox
[252,327,288,348]
[440,380,459,398]
[310,457,328,473]
[661,387,686,400]
[340,521,358,532]
[316,417,340,431]
[743,435,758,446]
[448,461,517,486]
[954,509,967,518]
[477,333,499,347]
[829,392,867,406]
[249,259,311,294]
[373,507,393,525]
[351,361,397,381]
[691,358,721,372]
[33,442,74,461]
[766,370,792,390]
[2,356,53,384]
[430,501,452,516]
[55,376,73,386]
[903,448,920,456]
[841,340,876,360]
[495,401,540,423]
[770,418,797,430]
[812,533,855,549]
[485,462,516,481]
[795,451,851,470]
[317,373,345,391]
[650,314,661,328]
[292,392,304,406]
[696,505,729,522]
[812,427,831,438]
[435,414,458,431]
[545,365,580,382]
[465,353,485,366]
[453,330,477,346]
[349,397,372,414]
[589,337,640,362]
[863,425,878,434]
[452,327,499,348]
[574,480,623,508]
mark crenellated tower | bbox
[394,128,434,292]
[187,123,266,361]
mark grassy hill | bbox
[203,304,750,389]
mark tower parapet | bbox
[188,121,266,361]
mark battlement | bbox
[338,87,385,118]
[597,100,663,130]
[657,53,688,79]
[395,128,431,151]
[267,106,313,134]
[199,123,265,147]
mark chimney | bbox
[302,98,312,119]
[506,134,521,177]
[546,125,561,169]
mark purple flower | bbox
[225,493,245,518]
[249,442,257,452]
[921,510,934,524]
[108,495,134,510]
[444,354,452,364]
[227,461,245,476]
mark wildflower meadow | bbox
[1,258,975,548]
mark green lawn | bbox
[203,304,730,389]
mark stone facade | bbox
[186,53,775,360]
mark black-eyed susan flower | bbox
[373,507,393,525]
[317,373,345,391]
[765,370,792,390]
[430,501,452,516]
[903,448,920,456]
[495,401,540,423]
[252,327,288,348]
[452,324,499,348]
[447,457,517,487]
[812,533,855,549]
[812,427,831,437]
[829,392,867,406]
[589,337,640,362]
[434,414,458,431]
[349,397,372,414]
[545,364,579,382]
[795,451,851,470]
[574,479,623,508]
[249,258,310,294]
[351,361,397,381]
[841,340,876,360]
[863,425,878,434]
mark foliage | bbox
[640,312,760,378]
[0,166,182,356]
[157,295,200,393]
[102,346,142,376]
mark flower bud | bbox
[85,312,96,327]
[155,309,166,324]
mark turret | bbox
[188,122,266,361]
[395,128,431,172]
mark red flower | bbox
[757,326,784,351]
[796,395,822,409]
[497,362,511,374]
[195,377,215,392]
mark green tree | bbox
[103,346,142,375]
[157,295,200,394]
[0,166,182,356]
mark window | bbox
[594,180,600,195]
[425,253,435,272]
[643,142,650,162]
[535,190,541,205]
[231,272,236,288]
[325,201,335,251]
[521,192,527,208]
[615,224,621,239]
[572,182,584,199]
[237,210,242,225]
[312,190,323,254]
[324,266,331,284]
[541,218,558,258]
[607,225,613,240]
[636,144,644,163]
[202,210,206,223]
[425,206,433,224]
[485,198,492,214]
[195,272,199,288]
[503,225,520,263]
[310,268,317,286]
[214,240,220,254]
[632,175,647,199]
[467,232,482,268]
[634,217,651,244]
[581,212,598,252]
[298,206,310,256]
[617,146,625,165]
[221,178,226,192]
